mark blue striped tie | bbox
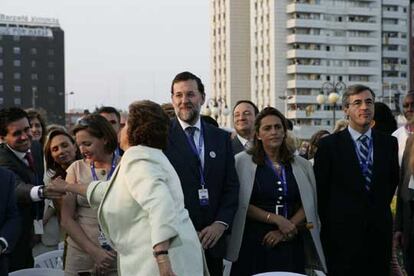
[358,135,373,190]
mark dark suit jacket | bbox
[0,142,44,271]
[231,136,245,155]
[0,167,20,276]
[164,118,239,258]
[314,128,398,276]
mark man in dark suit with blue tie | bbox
[0,167,20,276]
[164,72,239,276]
[314,85,399,275]
[0,108,62,271]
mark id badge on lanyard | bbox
[198,185,209,206]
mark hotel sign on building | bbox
[0,13,65,125]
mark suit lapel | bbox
[202,122,216,179]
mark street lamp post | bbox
[65,91,75,112]
[203,97,230,126]
[316,81,346,129]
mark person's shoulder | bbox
[123,145,163,161]
[391,126,405,137]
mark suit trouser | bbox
[0,256,8,276]
[205,250,223,276]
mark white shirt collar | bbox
[347,126,372,142]
[236,134,249,147]
[177,116,202,132]
[6,144,29,161]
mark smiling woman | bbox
[26,109,47,146]
[61,114,120,275]
[226,107,326,276]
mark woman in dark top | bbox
[227,107,326,275]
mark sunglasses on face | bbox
[403,102,414,108]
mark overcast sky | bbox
[2,0,210,111]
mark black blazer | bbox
[314,128,399,276]
[231,136,245,155]
[0,167,21,275]
[0,141,44,271]
[164,118,239,258]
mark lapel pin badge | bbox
[209,151,216,158]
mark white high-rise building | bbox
[210,0,409,138]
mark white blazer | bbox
[87,145,204,276]
[225,152,327,272]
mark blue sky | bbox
[2,0,210,111]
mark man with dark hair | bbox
[0,167,20,275]
[392,92,414,165]
[232,100,259,154]
[314,85,399,275]
[0,107,62,271]
[165,71,239,276]
[96,106,123,156]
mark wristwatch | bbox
[153,250,168,257]
[38,186,45,199]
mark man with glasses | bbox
[392,92,414,165]
[314,85,399,275]
[164,71,239,276]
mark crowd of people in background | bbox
[0,71,413,276]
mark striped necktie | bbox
[358,135,373,190]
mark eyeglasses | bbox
[348,99,374,108]
[403,102,414,108]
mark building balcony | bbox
[287,80,324,89]
[286,3,323,14]
[287,110,344,120]
[286,19,325,29]
[382,50,407,58]
[382,11,408,19]
[382,24,407,33]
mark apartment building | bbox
[210,0,409,139]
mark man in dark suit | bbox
[314,85,399,276]
[0,108,62,271]
[0,167,20,276]
[164,72,239,276]
[231,100,258,155]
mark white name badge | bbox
[33,219,44,235]
[198,188,209,206]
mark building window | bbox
[48,86,56,93]
[13,72,21,80]
[13,47,21,55]
[30,48,37,55]
[48,49,55,56]
[14,98,21,105]
[0,98,3,105]
[0,85,3,92]
[48,74,55,81]
[14,85,21,92]
[31,61,36,68]
[0,47,2,54]
[13,36,20,42]
[48,61,55,68]
[13,60,21,67]
[0,59,3,66]
[0,72,3,79]
[31,73,38,80]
